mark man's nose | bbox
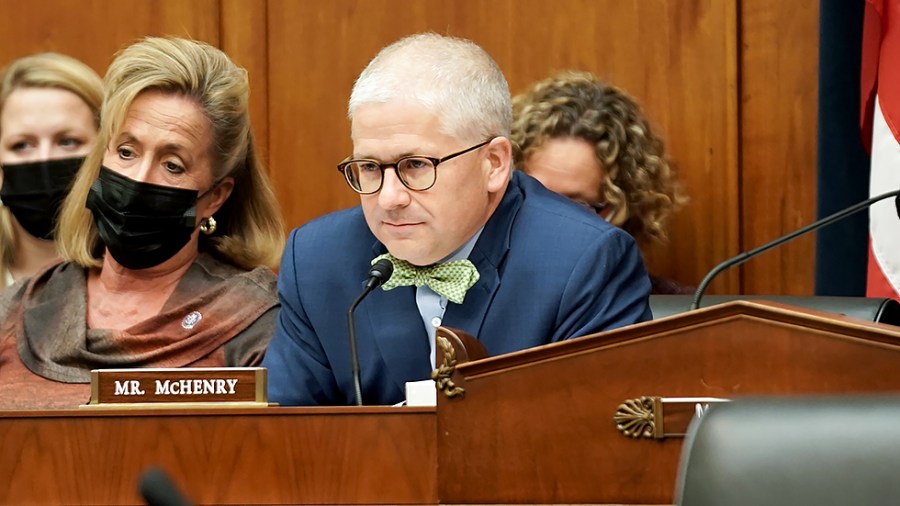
[377,168,411,209]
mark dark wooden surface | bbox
[2,303,899,504]
[437,301,900,504]
[0,407,436,505]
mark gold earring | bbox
[199,216,217,235]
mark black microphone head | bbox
[138,466,193,506]
[368,258,394,287]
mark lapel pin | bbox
[181,311,202,330]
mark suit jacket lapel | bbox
[442,245,499,339]
[443,173,524,342]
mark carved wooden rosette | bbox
[614,396,731,439]
[614,396,663,439]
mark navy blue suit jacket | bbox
[263,171,651,405]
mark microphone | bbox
[691,189,900,310]
[347,258,394,405]
[138,467,194,506]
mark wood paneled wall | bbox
[0,1,219,71]
[740,0,819,295]
[0,0,819,296]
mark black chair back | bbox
[676,396,900,506]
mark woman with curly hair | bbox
[512,70,690,294]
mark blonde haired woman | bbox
[0,37,285,409]
[0,53,102,287]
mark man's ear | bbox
[484,136,513,193]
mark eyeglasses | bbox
[337,139,491,194]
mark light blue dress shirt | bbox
[414,229,483,368]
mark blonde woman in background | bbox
[0,37,285,409]
[512,70,690,294]
[0,53,102,287]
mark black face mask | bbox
[86,166,202,270]
[0,157,83,239]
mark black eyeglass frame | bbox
[336,139,492,194]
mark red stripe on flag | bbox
[861,0,883,147]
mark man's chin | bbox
[384,245,440,267]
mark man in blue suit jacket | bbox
[263,33,651,406]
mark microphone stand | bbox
[347,259,394,406]
[347,289,372,406]
[690,189,900,310]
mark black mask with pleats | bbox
[86,166,200,270]
[0,157,83,239]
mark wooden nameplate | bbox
[83,367,269,409]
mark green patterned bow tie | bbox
[373,253,480,304]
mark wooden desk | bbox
[437,301,900,504]
[3,302,900,505]
[0,407,435,505]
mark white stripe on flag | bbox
[870,96,900,294]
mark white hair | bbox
[348,33,511,142]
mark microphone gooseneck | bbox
[347,259,394,406]
[690,189,900,310]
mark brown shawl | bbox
[5,253,278,384]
